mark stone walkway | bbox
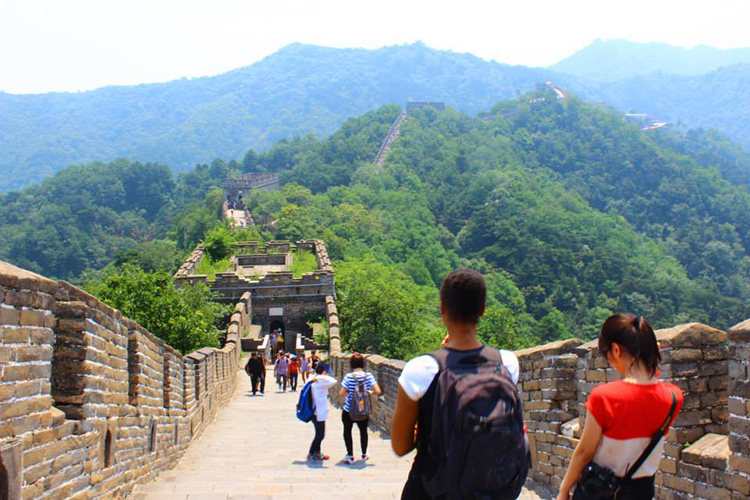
[131,366,546,500]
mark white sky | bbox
[1,0,749,94]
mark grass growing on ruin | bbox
[291,250,318,278]
[195,256,231,280]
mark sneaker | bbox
[316,453,330,461]
[361,454,370,461]
[343,455,356,465]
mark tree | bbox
[85,265,230,354]
[335,258,441,360]
[204,226,234,261]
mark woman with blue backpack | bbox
[338,353,382,465]
[306,362,337,461]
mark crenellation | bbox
[0,260,247,499]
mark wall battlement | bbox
[326,294,750,499]
[173,245,205,278]
[0,261,247,499]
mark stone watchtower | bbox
[174,240,334,354]
[222,172,279,205]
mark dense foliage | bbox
[85,265,231,354]
[242,98,750,358]
[2,93,750,360]
[0,157,239,282]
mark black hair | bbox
[599,313,661,377]
[350,353,364,369]
[315,362,327,374]
[440,269,486,324]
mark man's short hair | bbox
[440,269,486,324]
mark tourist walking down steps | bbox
[244,351,265,395]
[274,351,289,392]
[339,352,381,464]
[308,362,337,461]
[289,355,300,392]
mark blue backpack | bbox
[296,381,316,422]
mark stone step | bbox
[131,367,545,500]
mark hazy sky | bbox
[2,0,749,94]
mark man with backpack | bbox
[391,269,527,500]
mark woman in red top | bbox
[557,313,683,500]
[289,355,300,392]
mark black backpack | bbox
[418,347,529,500]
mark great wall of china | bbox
[0,101,746,498]
[0,261,249,499]
[1,235,749,498]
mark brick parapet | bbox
[515,339,583,488]
[0,260,247,499]
[727,319,750,497]
[173,245,205,278]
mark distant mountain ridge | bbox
[551,39,750,81]
[1,40,750,192]
[0,42,554,192]
[570,64,750,153]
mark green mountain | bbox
[551,39,750,81]
[570,64,750,152]
[4,96,750,356]
[0,42,553,192]
[243,97,750,354]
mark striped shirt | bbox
[342,370,377,412]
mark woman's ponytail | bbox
[634,315,661,377]
[599,313,661,377]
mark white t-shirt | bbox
[398,349,520,402]
[311,375,337,420]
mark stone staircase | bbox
[130,366,547,499]
[374,110,407,166]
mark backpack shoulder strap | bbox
[479,346,504,364]
[622,391,677,481]
[427,348,450,371]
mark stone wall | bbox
[325,292,750,500]
[235,254,288,267]
[0,261,247,499]
[233,241,291,256]
[173,245,205,278]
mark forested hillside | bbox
[0,158,238,281]
[241,97,750,357]
[3,95,750,359]
[571,64,750,152]
[4,41,750,194]
[0,43,552,192]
